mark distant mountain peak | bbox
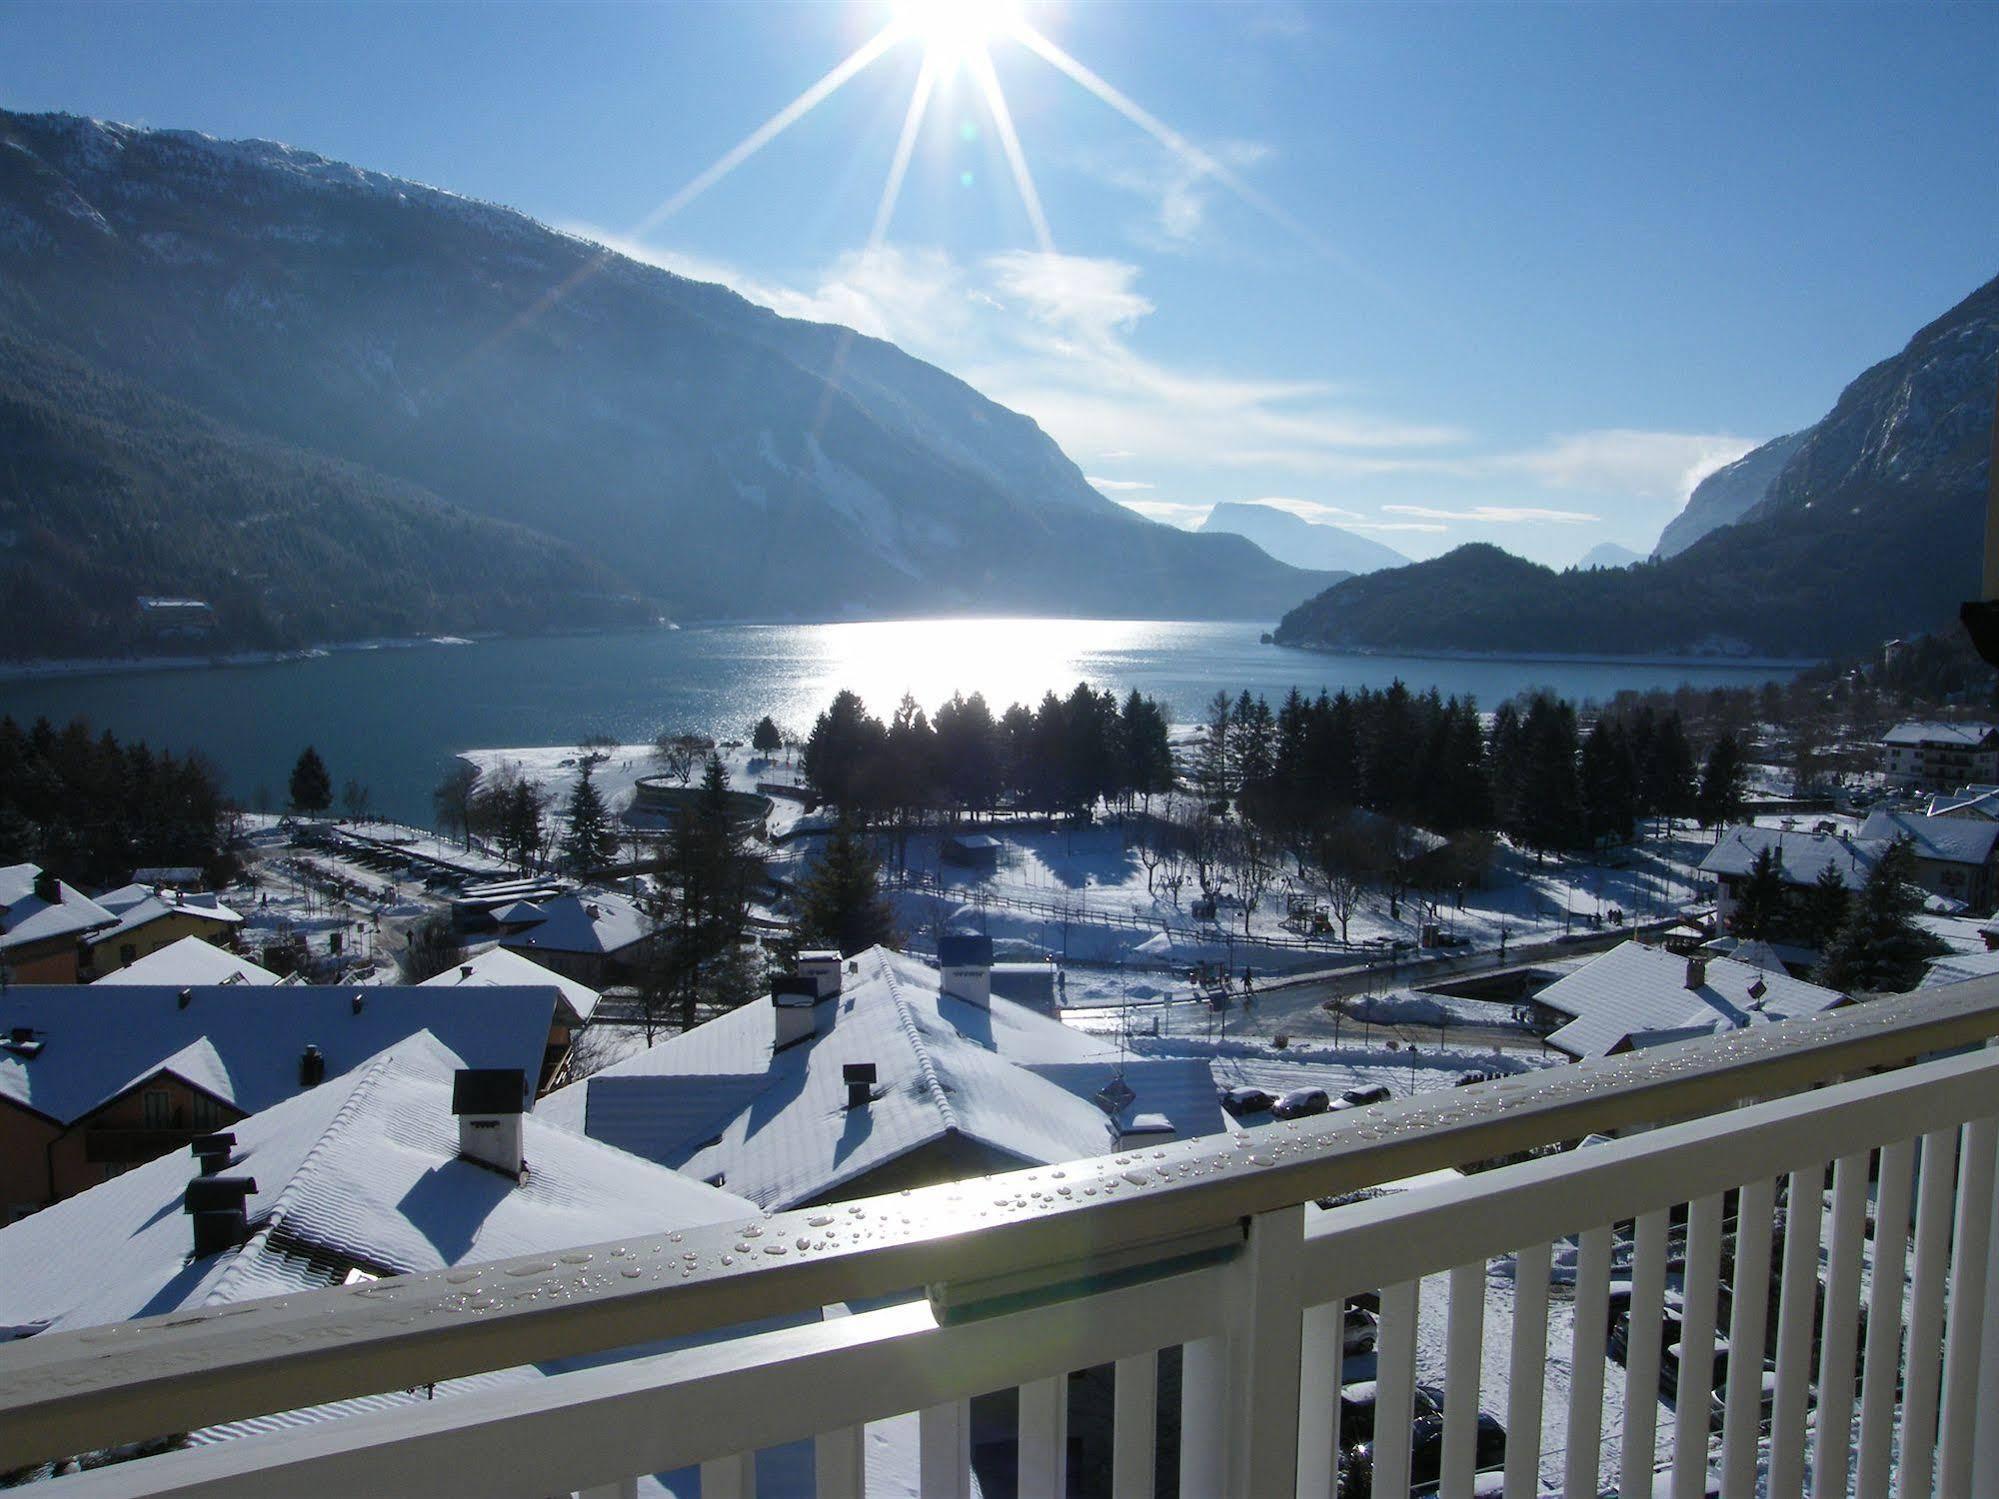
[1198,501,1406,575]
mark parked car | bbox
[1336,1083,1393,1110]
[1273,1087,1332,1119]
[1343,1303,1380,1357]
[1336,1384,1505,1496]
[1220,1085,1276,1117]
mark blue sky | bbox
[5,0,1996,564]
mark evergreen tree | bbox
[1580,719,1638,846]
[1800,859,1852,952]
[1814,838,1948,992]
[751,716,784,756]
[1696,732,1747,829]
[562,764,618,871]
[1730,845,1787,940]
[659,754,761,1025]
[288,745,332,815]
[798,813,897,956]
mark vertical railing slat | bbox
[1564,1225,1612,1499]
[1620,1208,1670,1497]
[1179,1336,1226,1499]
[1373,1279,1421,1499]
[1296,1301,1342,1499]
[813,1423,865,1499]
[1111,1352,1157,1499]
[1671,1194,1723,1499]
[1721,1178,1777,1498]
[1504,1242,1551,1499]
[1895,1127,1960,1499]
[1769,1165,1825,1499]
[1018,1374,1068,1499]
[919,1399,972,1499]
[698,1452,755,1499]
[1229,1205,1305,1498]
[1809,1152,1869,1499]
[1855,1137,1917,1498]
[577,1480,638,1499]
[1441,1260,1486,1495]
[1937,1116,1999,1495]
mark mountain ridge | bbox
[0,108,1333,652]
[1197,501,1405,575]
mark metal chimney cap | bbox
[841,1062,878,1086]
[183,1176,258,1213]
[452,1068,526,1116]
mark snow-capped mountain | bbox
[0,109,1331,643]
[1197,501,1405,575]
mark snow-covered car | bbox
[1333,1083,1392,1110]
[1272,1087,1331,1119]
[1220,1085,1276,1117]
[1342,1303,1379,1357]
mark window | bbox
[119,944,137,966]
[142,1089,172,1129]
[191,1094,222,1129]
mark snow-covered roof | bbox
[0,1032,754,1339]
[87,886,245,947]
[0,864,118,952]
[1884,720,1997,748]
[0,983,558,1125]
[1698,827,1882,889]
[420,944,601,1022]
[1538,941,1847,1060]
[1928,787,1999,820]
[540,947,1223,1209]
[498,890,649,958]
[1858,809,1999,867]
[1920,948,1999,989]
[93,936,278,988]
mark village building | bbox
[1881,720,1999,790]
[538,939,1222,1210]
[1699,826,1881,929]
[0,982,558,1216]
[1534,940,1848,1060]
[0,1034,767,1479]
[418,944,602,1089]
[1927,783,1999,820]
[1857,808,1999,912]
[492,890,650,988]
[92,936,281,988]
[83,884,247,977]
[0,865,117,985]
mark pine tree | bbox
[1800,859,1852,952]
[562,764,617,872]
[798,813,897,956]
[1731,845,1787,940]
[1814,838,1948,993]
[288,746,332,815]
[751,716,784,756]
[1696,732,1747,829]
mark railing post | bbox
[919,1400,971,1499]
[1938,1116,1998,1494]
[814,1302,865,1499]
[1296,1299,1343,1499]
[1223,1204,1305,1498]
[1179,1335,1226,1498]
[1112,1352,1158,1499]
[1017,1374,1068,1499]
[698,1452,755,1499]
[577,1481,637,1499]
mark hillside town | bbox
[4,656,1999,1493]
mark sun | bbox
[893,0,1022,68]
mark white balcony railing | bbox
[6,975,1999,1497]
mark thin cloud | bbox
[1382,504,1600,525]
[1087,476,1154,491]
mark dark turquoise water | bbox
[0,620,1798,822]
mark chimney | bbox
[460,964,475,980]
[772,975,819,1050]
[31,870,58,905]
[1685,957,1708,991]
[797,949,844,1000]
[938,933,994,1008]
[184,1175,257,1257]
[351,992,365,1016]
[299,1044,325,1087]
[191,1132,236,1176]
[178,987,193,1011]
[843,1062,877,1110]
[453,1068,526,1179]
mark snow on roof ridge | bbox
[878,951,961,1137]
[193,1045,412,1310]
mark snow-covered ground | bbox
[462,741,817,839]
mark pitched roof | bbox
[1698,826,1883,889]
[1884,721,1997,748]
[0,1032,753,1339]
[1928,787,1999,819]
[1921,948,1999,989]
[1538,941,1847,1060]
[92,936,279,988]
[497,891,649,958]
[540,947,1224,1209]
[420,943,601,1021]
[1858,809,1999,867]
[0,864,118,952]
[87,888,247,950]
[0,983,558,1125]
